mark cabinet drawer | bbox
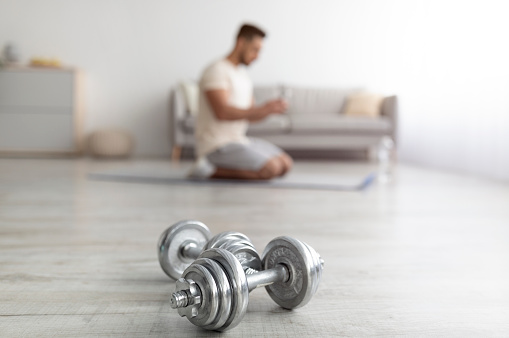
[0,71,74,107]
[0,106,72,115]
[0,114,75,151]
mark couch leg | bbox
[367,147,376,161]
[365,149,370,161]
[391,147,398,163]
[171,145,182,163]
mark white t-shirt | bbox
[195,59,253,157]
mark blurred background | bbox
[1,0,508,179]
[2,2,509,335]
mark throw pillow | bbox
[343,92,384,118]
[180,81,199,116]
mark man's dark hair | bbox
[237,24,266,41]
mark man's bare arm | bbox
[206,89,286,122]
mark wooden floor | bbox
[1,158,509,337]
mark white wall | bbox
[1,1,508,180]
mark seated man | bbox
[191,24,293,180]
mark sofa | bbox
[169,84,397,161]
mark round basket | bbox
[88,129,134,158]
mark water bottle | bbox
[377,136,394,183]
[279,85,292,101]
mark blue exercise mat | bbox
[89,166,376,191]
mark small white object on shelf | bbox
[3,43,21,64]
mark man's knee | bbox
[257,157,283,179]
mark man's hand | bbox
[248,99,288,122]
[262,99,288,115]
[206,89,288,121]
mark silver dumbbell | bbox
[158,220,261,280]
[170,236,324,331]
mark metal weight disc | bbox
[178,258,233,330]
[303,241,323,297]
[200,248,249,331]
[262,236,323,309]
[205,232,250,250]
[222,241,262,271]
[158,220,211,279]
[194,258,233,331]
[206,232,262,271]
[177,263,219,327]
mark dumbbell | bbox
[158,220,261,280]
[170,236,324,331]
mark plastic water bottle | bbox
[377,136,394,183]
[279,85,292,101]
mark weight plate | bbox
[224,242,262,271]
[196,258,233,331]
[303,241,323,297]
[158,220,211,280]
[178,257,233,330]
[205,231,250,250]
[262,236,322,309]
[200,248,249,331]
[206,232,261,271]
[177,263,218,327]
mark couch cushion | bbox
[248,115,291,135]
[181,115,291,135]
[253,86,280,104]
[344,92,384,118]
[286,87,360,117]
[254,86,362,118]
[291,116,392,134]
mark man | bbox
[191,24,293,180]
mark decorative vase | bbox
[4,43,21,63]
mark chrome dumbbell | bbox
[170,236,324,331]
[158,220,261,280]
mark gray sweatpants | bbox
[206,138,283,171]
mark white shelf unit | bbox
[0,67,83,156]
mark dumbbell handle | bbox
[170,264,289,309]
[245,265,289,292]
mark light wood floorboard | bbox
[1,158,509,337]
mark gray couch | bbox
[170,85,397,160]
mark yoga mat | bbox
[89,166,376,191]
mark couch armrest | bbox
[169,86,188,146]
[381,95,398,145]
